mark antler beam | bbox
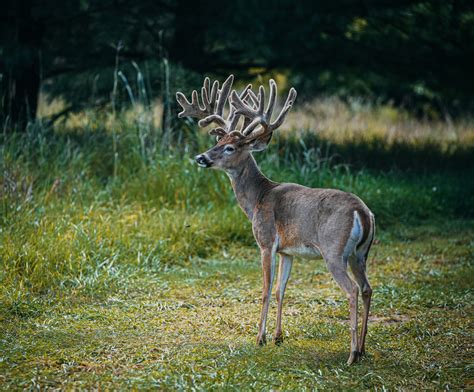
[176,75,234,128]
[230,79,297,141]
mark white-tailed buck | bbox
[176,75,375,365]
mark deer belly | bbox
[279,245,321,259]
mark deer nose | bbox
[195,154,212,167]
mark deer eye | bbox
[224,145,235,154]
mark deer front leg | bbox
[274,254,293,344]
[256,247,277,345]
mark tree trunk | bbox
[1,0,43,132]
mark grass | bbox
[1,101,473,389]
[0,223,472,389]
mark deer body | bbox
[176,75,374,365]
[227,155,372,260]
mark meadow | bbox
[1,99,473,389]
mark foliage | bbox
[1,0,474,129]
[1,107,473,298]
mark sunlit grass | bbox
[38,92,474,146]
[285,97,474,146]
[0,222,472,389]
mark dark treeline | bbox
[1,0,473,131]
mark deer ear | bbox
[247,133,273,152]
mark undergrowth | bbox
[1,120,473,302]
[0,109,473,389]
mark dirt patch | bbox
[371,314,411,325]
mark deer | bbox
[176,75,375,365]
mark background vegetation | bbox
[2,0,474,130]
[1,0,473,390]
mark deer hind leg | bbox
[326,256,360,365]
[349,253,372,356]
[274,254,293,345]
[256,247,277,345]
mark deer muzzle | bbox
[195,154,213,168]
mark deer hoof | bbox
[256,334,267,346]
[347,351,360,365]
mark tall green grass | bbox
[1,115,472,306]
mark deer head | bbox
[176,75,297,172]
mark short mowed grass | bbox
[1,118,473,389]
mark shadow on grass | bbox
[277,133,474,172]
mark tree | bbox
[1,0,177,131]
[1,0,473,131]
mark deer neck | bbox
[227,154,276,220]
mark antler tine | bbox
[206,82,253,139]
[201,77,218,114]
[242,117,264,136]
[210,80,218,106]
[216,75,234,117]
[201,77,210,111]
[198,75,237,129]
[209,127,227,138]
[199,81,245,130]
[240,89,259,131]
[176,80,212,119]
[176,75,233,125]
[230,88,262,136]
[269,87,297,130]
[199,114,227,128]
[232,84,265,136]
[258,85,265,115]
[230,90,258,119]
[266,79,277,120]
[225,84,251,132]
[246,89,259,108]
[230,78,297,139]
[176,89,203,118]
